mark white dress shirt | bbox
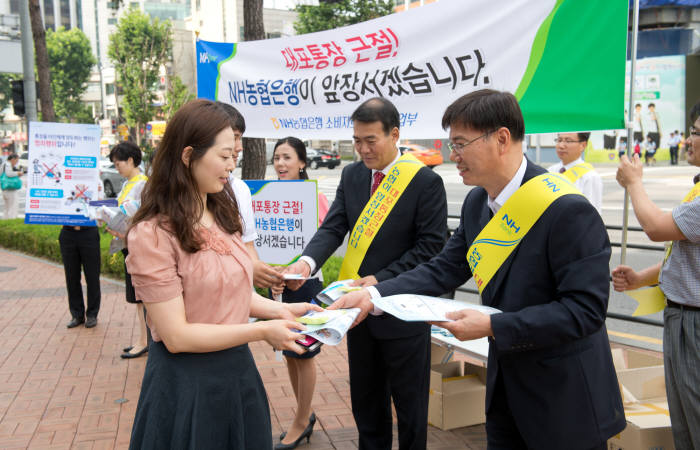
[547,158,603,215]
[488,155,527,215]
[229,175,258,243]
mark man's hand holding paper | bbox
[326,289,374,329]
[429,309,494,341]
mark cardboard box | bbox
[607,349,675,450]
[428,360,486,430]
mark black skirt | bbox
[129,341,272,450]
[121,248,141,304]
[276,278,324,359]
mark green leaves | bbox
[294,0,394,35]
[45,27,96,122]
[108,8,172,135]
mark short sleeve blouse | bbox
[125,218,253,342]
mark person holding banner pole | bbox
[123,100,321,449]
[612,101,700,450]
[285,97,448,450]
[216,101,286,290]
[330,90,625,450]
[270,136,329,450]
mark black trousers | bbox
[347,321,430,450]
[59,226,101,319]
[670,145,679,165]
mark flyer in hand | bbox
[371,294,501,322]
[316,279,363,306]
[294,308,360,345]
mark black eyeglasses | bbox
[554,138,583,144]
[448,131,493,154]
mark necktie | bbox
[559,167,566,174]
[371,171,385,195]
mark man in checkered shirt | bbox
[612,100,700,450]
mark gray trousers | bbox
[664,306,700,450]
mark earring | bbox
[299,168,304,174]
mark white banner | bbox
[24,122,101,226]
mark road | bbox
[4,160,697,352]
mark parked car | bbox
[307,149,341,169]
[100,163,125,198]
[398,144,443,168]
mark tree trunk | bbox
[241,0,266,180]
[28,0,55,122]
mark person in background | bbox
[124,99,320,449]
[270,136,329,450]
[612,101,700,450]
[645,134,657,166]
[216,101,285,291]
[669,130,681,165]
[548,132,603,214]
[618,136,627,160]
[1,153,23,219]
[106,142,150,359]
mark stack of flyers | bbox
[316,279,363,306]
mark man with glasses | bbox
[548,132,603,214]
[332,89,625,450]
[285,97,447,450]
[612,101,700,449]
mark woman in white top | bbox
[106,142,150,358]
[1,153,23,219]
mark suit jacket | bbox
[303,159,447,339]
[375,159,625,449]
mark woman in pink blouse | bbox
[125,99,320,449]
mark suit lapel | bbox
[481,159,546,303]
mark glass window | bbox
[106,84,115,95]
[43,0,55,30]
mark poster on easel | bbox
[24,121,101,226]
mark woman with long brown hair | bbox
[125,99,320,449]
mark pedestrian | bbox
[271,136,330,450]
[332,89,625,450]
[105,141,150,359]
[612,100,700,450]
[285,97,448,450]
[124,99,320,449]
[669,130,681,165]
[59,224,101,329]
[1,153,23,219]
[645,135,657,165]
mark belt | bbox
[667,299,700,312]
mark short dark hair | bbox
[648,103,655,108]
[273,137,308,180]
[351,97,400,134]
[577,132,590,143]
[109,141,142,166]
[441,89,525,142]
[690,99,700,124]
[215,101,246,134]
[7,153,18,161]
[635,103,641,108]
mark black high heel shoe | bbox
[274,416,315,450]
[279,412,315,441]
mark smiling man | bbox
[285,97,447,450]
[548,132,603,214]
[331,89,625,450]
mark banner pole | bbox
[620,0,640,266]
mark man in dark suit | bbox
[331,90,626,450]
[285,97,447,450]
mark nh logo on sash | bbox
[542,177,561,193]
[501,213,520,233]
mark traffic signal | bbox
[11,80,25,116]
[111,118,117,134]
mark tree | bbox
[0,73,19,121]
[162,75,194,121]
[28,0,55,122]
[108,8,171,146]
[46,27,97,123]
[294,0,394,34]
[241,0,267,180]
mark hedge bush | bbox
[0,219,342,286]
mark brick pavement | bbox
[0,248,488,449]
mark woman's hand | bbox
[105,227,125,239]
[260,319,307,354]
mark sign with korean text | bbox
[197,0,627,139]
[244,180,318,265]
[24,121,101,226]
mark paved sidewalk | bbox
[0,248,487,449]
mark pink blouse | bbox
[125,218,253,342]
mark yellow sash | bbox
[117,173,148,206]
[338,153,424,280]
[561,162,594,183]
[628,180,700,315]
[467,173,583,294]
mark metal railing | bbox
[447,216,665,328]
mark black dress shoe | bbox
[123,346,134,353]
[280,413,315,440]
[67,317,84,328]
[275,416,314,450]
[85,317,97,328]
[121,346,148,359]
